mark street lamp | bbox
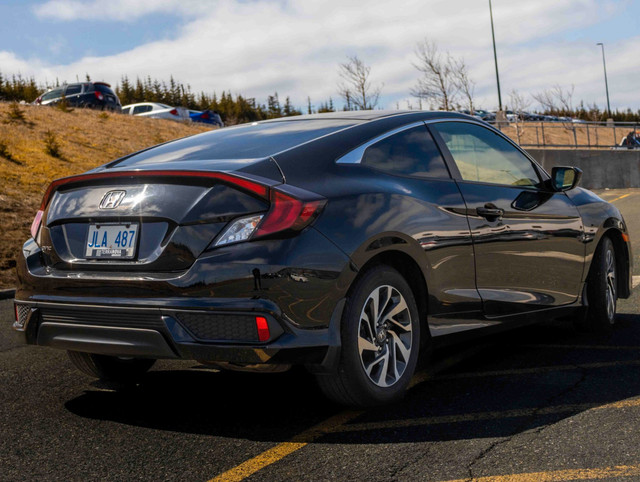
[489,0,503,112]
[596,42,611,117]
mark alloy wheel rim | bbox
[605,248,616,322]
[357,285,412,388]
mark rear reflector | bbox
[622,233,630,242]
[256,316,270,342]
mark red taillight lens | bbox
[255,191,325,237]
[202,112,210,119]
[169,109,178,115]
[256,316,270,342]
[35,97,42,104]
[30,210,43,239]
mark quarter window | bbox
[64,84,82,96]
[434,122,540,187]
[361,126,450,179]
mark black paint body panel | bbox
[14,111,633,364]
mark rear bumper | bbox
[12,298,344,369]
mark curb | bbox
[0,289,16,300]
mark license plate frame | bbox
[85,223,139,259]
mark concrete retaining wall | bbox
[527,149,640,190]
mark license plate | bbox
[85,224,139,259]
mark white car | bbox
[121,102,190,122]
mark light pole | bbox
[596,42,611,116]
[489,0,502,112]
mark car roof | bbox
[261,110,469,123]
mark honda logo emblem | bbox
[99,191,126,209]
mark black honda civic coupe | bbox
[14,111,632,406]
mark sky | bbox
[0,0,639,112]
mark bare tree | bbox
[532,84,575,115]
[452,58,475,113]
[411,39,459,111]
[337,55,382,110]
[508,89,531,143]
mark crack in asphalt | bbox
[464,365,588,481]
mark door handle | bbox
[476,204,504,220]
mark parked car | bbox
[14,111,632,407]
[189,109,224,127]
[34,82,121,111]
[122,102,190,122]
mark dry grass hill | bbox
[0,102,211,288]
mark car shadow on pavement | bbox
[65,313,640,445]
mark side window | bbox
[64,84,82,96]
[361,125,450,179]
[434,122,541,187]
[41,89,63,101]
[122,107,131,115]
[132,105,152,114]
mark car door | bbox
[353,123,484,335]
[430,121,585,318]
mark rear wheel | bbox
[576,236,617,333]
[67,351,155,383]
[316,266,420,407]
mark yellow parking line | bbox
[443,464,640,482]
[522,344,640,351]
[209,410,363,482]
[207,353,639,480]
[609,193,632,203]
[333,398,640,433]
[436,360,640,380]
[208,344,492,481]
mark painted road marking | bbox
[209,411,363,482]
[333,398,640,433]
[443,464,640,482]
[209,344,494,481]
[436,359,640,381]
[609,192,633,203]
[523,343,640,351]
[633,275,640,288]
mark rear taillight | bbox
[169,109,178,115]
[202,112,210,119]
[35,97,42,104]
[30,210,43,239]
[256,191,325,237]
[94,91,104,101]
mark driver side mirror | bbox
[551,166,582,191]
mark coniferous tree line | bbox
[1,69,639,124]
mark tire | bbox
[576,236,618,333]
[67,351,155,383]
[316,266,421,407]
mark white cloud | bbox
[7,0,637,111]
[33,0,207,21]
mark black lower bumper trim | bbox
[37,322,178,358]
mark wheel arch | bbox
[602,227,632,299]
[351,248,431,351]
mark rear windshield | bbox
[113,119,358,166]
[94,84,115,94]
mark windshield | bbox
[112,119,358,167]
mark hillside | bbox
[0,102,211,288]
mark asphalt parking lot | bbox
[2,188,640,482]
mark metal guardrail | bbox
[488,120,640,149]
